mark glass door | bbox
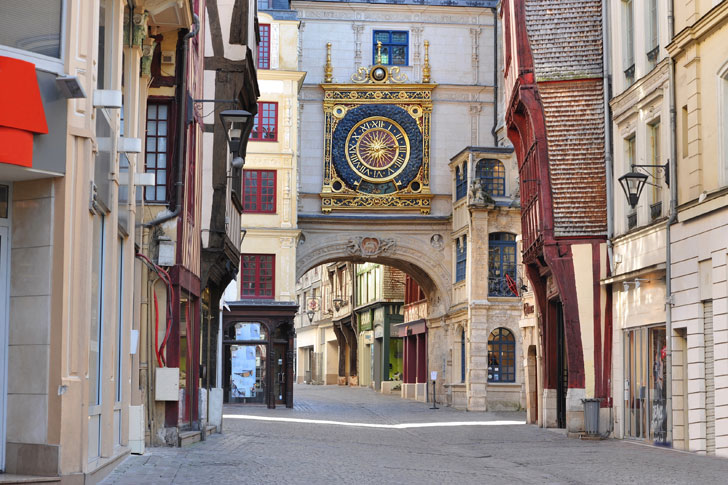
[0,225,9,471]
[273,344,286,405]
[625,326,666,441]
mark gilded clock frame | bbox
[320,82,435,214]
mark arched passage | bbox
[296,216,453,319]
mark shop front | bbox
[623,325,667,442]
[222,301,297,408]
[393,320,427,401]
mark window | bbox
[488,233,517,297]
[682,106,689,159]
[476,159,506,197]
[455,162,468,200]
[250,102,278,141]
[456,236,467,283]
[116,238,124,403]
[373,30,408,66]
[625,134,637,225]
[243,170,276,213]
[488,328,516,383]
[241,254,275,299]
[145,102,171,202]
[649,121,662,219]
[0,0,63,59]
[623,0,635,83]
[258,24,270,70]
[721,71,728,186]
[88,211,106,460]
[461,327,466,383]
[647,0,659,67]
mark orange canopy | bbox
[0,56,48,168]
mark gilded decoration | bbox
[320,41,435,214]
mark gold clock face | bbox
[345,116,410,182]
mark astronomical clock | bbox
[320,42,435,213]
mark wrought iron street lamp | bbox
[219,109,251,167]
[306,309,315,323]
[618,162,670,209]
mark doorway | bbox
[556,302,567,429]
[273,343,287,405]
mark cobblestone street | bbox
[101,385,728,484]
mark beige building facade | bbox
[667,0,728,456]
[0,0,151,480]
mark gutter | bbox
[665,0,678,447]
[143,12,200,228]
[602,0,614,276]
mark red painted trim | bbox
[250,101,278,142]
[258,24,271,70]
[165,287,181,427]
[241,254,276,299]
[592,242,603,399]
[242,169,277,213]
[169,265,202,296]
[543,243,585,389]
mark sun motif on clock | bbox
[346,117,410,181]
[331,104,423,196]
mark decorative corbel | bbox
[324,42,333,83]
[422,40,431,83]
[141,37,156,77]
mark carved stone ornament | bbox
[430,234,444,250]
[346,236,396,257]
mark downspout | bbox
[603,0,614,275]
[602,0,615,439]
[666,0,678,447]
[143,12,200,228]
[491,7,499,144]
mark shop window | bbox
[488,233,517,297]
[488,328,515,383]
[373,30,408,66]
[250,101,278,141]
[243,169,276,213]
[241,254,275,299]
[0,0,63,60]
[456,236,467,283]
[258,23,270,69]
[476,159,506,197]
[144,102,171,202]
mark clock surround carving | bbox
[320,42,435,214]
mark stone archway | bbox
[296,215,452,319]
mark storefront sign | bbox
[0,57,48,168]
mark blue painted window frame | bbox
[372,30,408,66]
[476,159,506,196]
[456,161,468,200]
[456,236,467,283]
[488,233,517,297]
[488,328,516,383]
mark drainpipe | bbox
[143,12,200,228]
[491,7,499,144]
[666,0,678,447]
[602,1,615,276]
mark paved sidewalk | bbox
[102,385,728,484]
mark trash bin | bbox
[582,398,601,436]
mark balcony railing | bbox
[650,201,663,221]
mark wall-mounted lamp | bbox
[306,310,315,323]
[622,278,650,291]
[618,162,670,209]
[219,109,251,156]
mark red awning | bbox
[0,56,48,168]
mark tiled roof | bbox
[539,79,607,237]
[525,0,604,81]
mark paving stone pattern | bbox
[102,385,728,484]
